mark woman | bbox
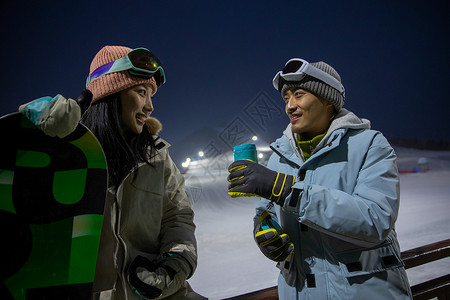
[21,45,202,299]
[227,58,412,299]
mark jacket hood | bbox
[146,116,162,135]
[328,108,371,133]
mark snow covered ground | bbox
[183,146,450,299]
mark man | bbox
[228,58,412,299]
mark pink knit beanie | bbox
[86,46,158,103]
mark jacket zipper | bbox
[270,145,301,169]
[110,139,169,298]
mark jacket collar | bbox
[270,133,303,168]
[151,135,170,158]
[271,109,370,166]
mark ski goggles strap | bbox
[86,48,166,87]
[272,58,344,95]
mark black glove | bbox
[128,256,163,299]
[128,254,190,299]
[76,89,93,115]
[227,160,295,205]
[254,211,294,262]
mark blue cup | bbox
[234,144,258,163]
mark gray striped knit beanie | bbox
[281,61,345,111]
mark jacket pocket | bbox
[130,165,164,195]
[336,240,404,277]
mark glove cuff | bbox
[269,174,295,205]
[160,254,190,280]
[76,89,93,115]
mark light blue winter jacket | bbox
[254,109,412,299]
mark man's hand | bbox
[254,211,294,262]
[227,159,295,205]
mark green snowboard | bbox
[0,112,108,299]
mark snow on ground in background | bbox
[184,147,450,299]
[393,147,450,287]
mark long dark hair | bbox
[81,93,156,188]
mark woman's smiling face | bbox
[119,84,154,134]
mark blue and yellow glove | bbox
[227,159,295,206]
[254,211,294,262]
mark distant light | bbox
[258,153,264,159]
[198,151,204,157]
[182,157,191,168]
[252,136,258,141]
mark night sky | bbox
[1,1,449,150]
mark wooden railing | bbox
[226,239,450,300]
[401,239,450,299]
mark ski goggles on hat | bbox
[272,58,345,94]
[86,48,166,87]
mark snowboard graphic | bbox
[0,112,108,299]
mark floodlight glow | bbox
[252,136,258,141]
[199,151,204,157]
[182,157,191,168]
